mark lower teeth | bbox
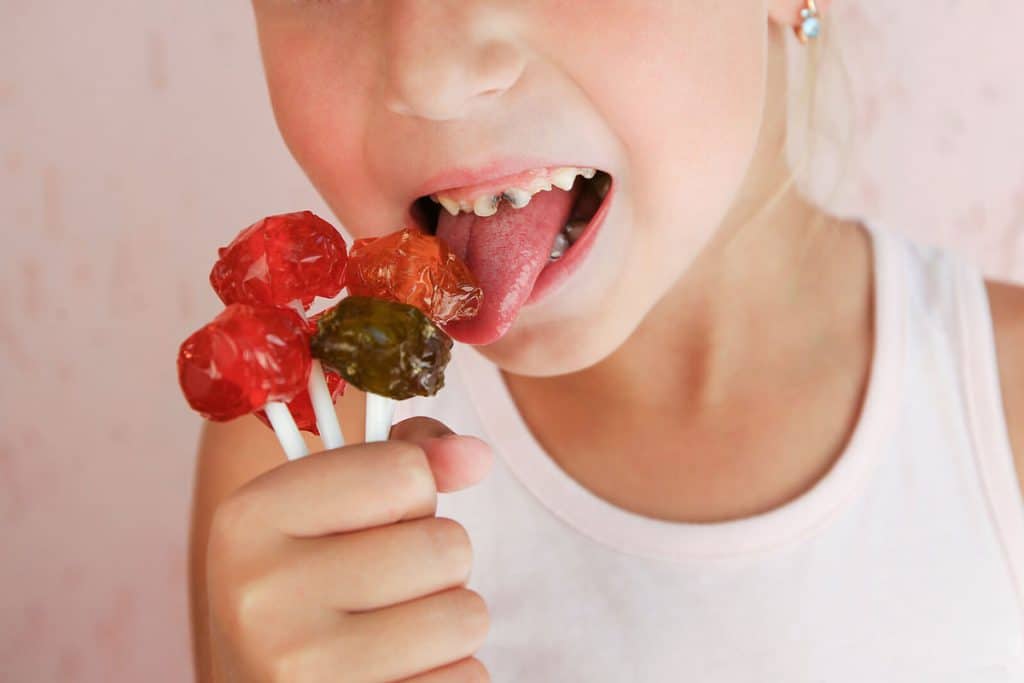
[549,232,570,261]
[548,220,589,261]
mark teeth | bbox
[526,178,553,194]
[502,188,532,209]
[564,220,587,244]
[433,166,603,216]
[437,196,460,216]
[473,195,500,217]
[549,232,570,261]
[550,167,578,191]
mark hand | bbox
[205,417,494,682]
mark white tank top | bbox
[394,222,1024,681]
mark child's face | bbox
[253,1,781,376]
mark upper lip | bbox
[412,157,603,201]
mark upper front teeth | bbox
[502,188,532,209]
[473,195,500,217]
[432,166,596,217]
[437,196,461,216]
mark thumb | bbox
[388,416,493,493]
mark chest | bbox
[436,458,1024,682]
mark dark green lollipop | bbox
[311,296,453,400]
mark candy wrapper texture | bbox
[311,296,453,400]
[210,211,348,310]
[177,303,313,422]
[347,228,482,325]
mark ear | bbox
[766,0,834,30]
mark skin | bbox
[191,1,1024,680]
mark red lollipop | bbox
[208,210,349,448]
[177,303,312,422]
[210,211,348,310]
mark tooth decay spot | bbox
[502,188,531,209]
[434,166,597,218]
[473,194,500,217]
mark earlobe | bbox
[766,0,833,31]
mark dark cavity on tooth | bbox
[502,190,530,209]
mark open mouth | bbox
[407,166,613,345]
[410,166,611,261]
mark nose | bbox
[383,0,526,121]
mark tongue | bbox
[437,186,578,345]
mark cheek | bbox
[256,16,383,229]
[555,3,767,243]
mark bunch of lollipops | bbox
[177,211,482,459]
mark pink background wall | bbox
[2,3,1022,681]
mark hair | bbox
[735,12,857,261]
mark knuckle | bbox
[425,517,473,579]
[452,588,490,647]
[227,575,278,639]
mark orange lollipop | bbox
[346,228,482,326]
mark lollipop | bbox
[209,211,349,448]
[178,303,313,459]
[313,228,481,441]
[346,228,481,324]
[210,210,348,309]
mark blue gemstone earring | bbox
[795,0,822,44]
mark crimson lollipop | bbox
[210,211,348,310]
[178,303,313,458]
[209,210,349,447]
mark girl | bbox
[190,2,1024,680]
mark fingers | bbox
[391,417,494,493]
[278,516,473,612]
[300,588,490,683]
[220,440,440,538]
[218,418,493,540]
[396,657,490,683]
[389,416,456,442]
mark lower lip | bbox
[525,181,614,305]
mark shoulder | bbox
[984,278,1024,496]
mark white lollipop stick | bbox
[263,401,309,460]
[308,360,344,449]
[364,392,396,443]
[291,301,344,450]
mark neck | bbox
[503,17,854,412]
[506,189,846,407]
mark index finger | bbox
[230,439,439,538]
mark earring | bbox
[795,0,822,44]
